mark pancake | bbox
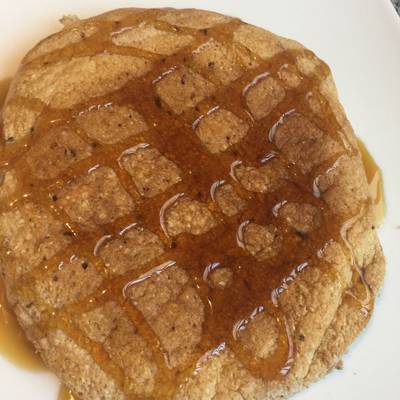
[0,7,385,400]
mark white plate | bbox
[1,1,399,399]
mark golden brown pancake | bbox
[0,7,385,400]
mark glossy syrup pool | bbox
[0,10,385,400]
[357,139,385,226]
[58,384,76,400]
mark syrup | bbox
[0,10,386,399]
[0,279,43,370]
[357,139,385,226]
[58,384,77,400]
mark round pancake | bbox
[0,7,385,400]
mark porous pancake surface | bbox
[0,7,384,400]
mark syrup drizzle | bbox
[0,9,385,399]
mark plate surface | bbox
[0,1,399,399]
